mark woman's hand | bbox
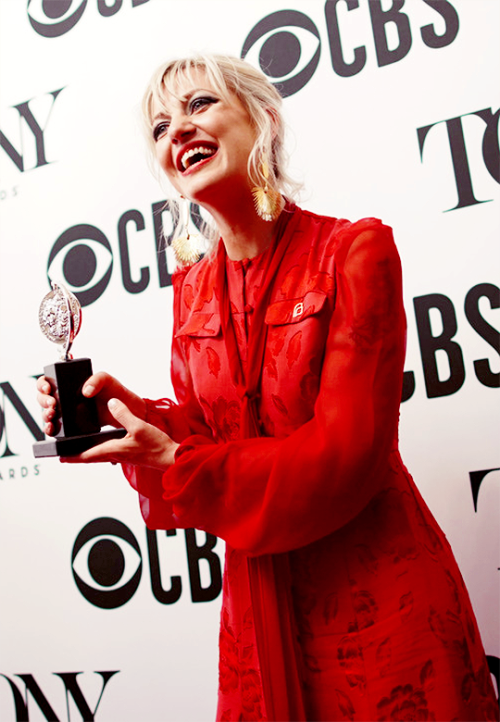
[36,371,147,436]
[60,398,179,470]
[36,375,60,436]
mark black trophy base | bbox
[33,427,127,458]
[33,355,127,458]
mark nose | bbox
[168,112,195,145]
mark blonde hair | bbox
[142,54,300,247]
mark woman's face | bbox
[151,69,257,207]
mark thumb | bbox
[107,398,136,430]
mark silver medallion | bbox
[38,282,82,360]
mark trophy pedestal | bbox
[33,428,126,458]
[33,357,126,458]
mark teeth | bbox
[180,146,216,170]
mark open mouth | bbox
[179,145,217,172]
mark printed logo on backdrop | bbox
[468,467,500,696]
[48,224,115,307]
[241,0,459,97]
[0,380,42,478]
[402,282,500,402]
[27,0,150,37]
[0,88,64,201]
[71,517,222,608]
[0,671,118,722]
[418,108,500,212]
[45,200,204,304]
[470,468,500,514]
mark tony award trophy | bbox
[33,282,126,457]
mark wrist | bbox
[166,442,180,467]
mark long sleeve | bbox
[159,224,407,554]
[122,270,215,526]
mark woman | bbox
[37,55,498,722]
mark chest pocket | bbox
[261,290,330,432]
[175,312,230,421]
[176,312,221,339]
[175,311,222,381]
[264,290,328,326]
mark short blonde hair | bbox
[142,54,300,246]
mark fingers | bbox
[36,375,52,394]
[36,372,133,438]
[73,372,146,425]
[58,405,179,469]
[37,390,56,412]
[44,421,56,437]
[60,402,136,464]
[80,373,121,428]
[106,398,139,433]
[36,376,56,413]
[82,371,114,398]
[60,400,135,464]
[36,376,58,432]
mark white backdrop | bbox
[0,1,498,720]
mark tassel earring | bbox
[252,156,282,222]
[172,196,201,265]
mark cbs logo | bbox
[46,201,205,306]
[47,223,114,307]
[71,517,223,609]
[241,2,459,97]
[242,9,321,98]
[72,518,142,609]
[27,0,150,38]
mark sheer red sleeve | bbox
[121,270,214,527]
[158,224,407,554]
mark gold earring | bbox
[252,156,282,222]
[172,196,201,265]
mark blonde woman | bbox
[38,55,498,722]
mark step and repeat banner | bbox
[0,1,498,720]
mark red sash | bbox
[217,204,307,721]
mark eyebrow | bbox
[152,111,170,123]
[152,87,218,123]
[180,88,217,102]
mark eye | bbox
[47,224,114,307]
[241,9,321,98]
[153,121,170,142]
[27,0,87,38]
[71,518,143,609]
[189,96,218,114]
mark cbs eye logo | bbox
[27,0,88,37]
[27,0,149,37]
[71,517,142,609]
[241,9,321,98]
[47,224,114,307]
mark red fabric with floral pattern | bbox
[123,206,498,721]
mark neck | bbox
[202,192,285,261]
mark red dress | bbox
[124,205,498,721]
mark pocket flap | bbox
[176,312,221,337]
[265,291,327,326]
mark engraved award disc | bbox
[33,282,126,458]
[38,282,82,360]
